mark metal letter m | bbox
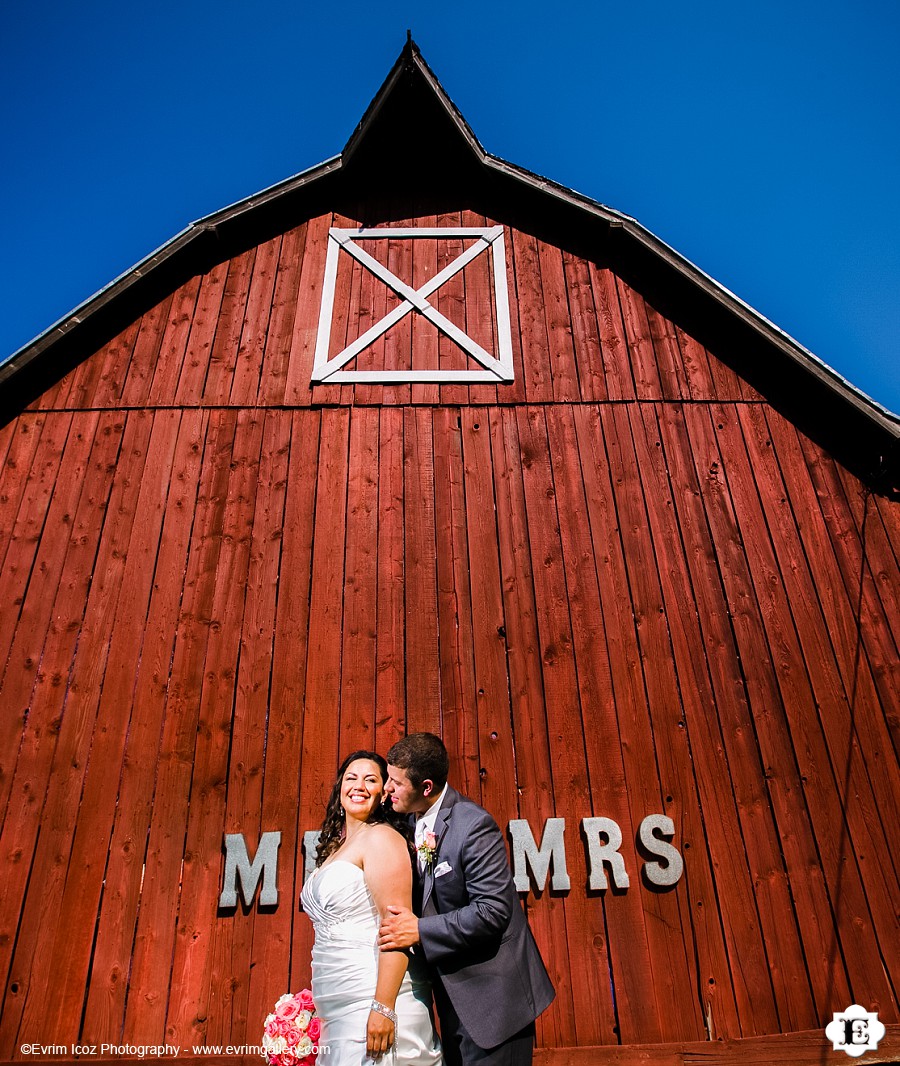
[219,831,281,908]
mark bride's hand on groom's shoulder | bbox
[379,905,420,951]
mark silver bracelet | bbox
[370,999,397,1025]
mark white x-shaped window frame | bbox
[311,226,514,384]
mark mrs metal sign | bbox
[219,814,683,910]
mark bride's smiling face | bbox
[340,759,385,822]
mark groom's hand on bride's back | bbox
[379,905,420,950]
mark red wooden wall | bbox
[1,208,899,1061]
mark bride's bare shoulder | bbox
[366,822,407,843]
[362,823,409,860]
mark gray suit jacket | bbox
[415,787,555,1049]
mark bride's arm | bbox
[364,826,414,1058]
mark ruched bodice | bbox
[300,859,441,1066]
[302,861,381,942]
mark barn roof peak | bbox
[338,36,487,192]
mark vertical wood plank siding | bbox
[2,207,899,1058]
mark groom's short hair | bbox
[387,733,449,791]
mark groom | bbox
[379,733,554,1066]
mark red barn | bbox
[1,40,899,1066]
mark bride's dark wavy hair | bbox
[315,750,411,866]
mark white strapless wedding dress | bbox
[301,860,442,1066]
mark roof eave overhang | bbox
[0,154,343,394]
[483,152,900,439]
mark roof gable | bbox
[1,38,897,489]
[341,40,486,184]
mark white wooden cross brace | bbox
[311,226,514,384]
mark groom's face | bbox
[385,765,431,814]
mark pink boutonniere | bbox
[418,830,438,866]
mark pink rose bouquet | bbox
[262,989,320,1066]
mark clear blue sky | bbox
[2,0,898,415]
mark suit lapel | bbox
[420,786,458,913]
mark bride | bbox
[301,750,442,1066]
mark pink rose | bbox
[424,831,437,849]
[307,1017,322,1042]
[296,988,315,1011]
[278,999,301,1022]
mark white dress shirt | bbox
[415,784,448,870]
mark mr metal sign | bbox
[219,815,683,910]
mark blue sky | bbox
[2,0,898,415]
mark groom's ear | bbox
[422,779,435,797]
